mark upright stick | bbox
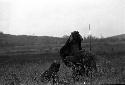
[89,24,92,51]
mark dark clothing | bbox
[59,31,97,81]
[60,31,83,67]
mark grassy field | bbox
[0,41,125,85]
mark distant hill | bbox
[0,32,67,47]
[0,32,125,47]
[107,34,125,40]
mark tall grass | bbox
[0,55,125,85]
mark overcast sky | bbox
[0,0,125,37]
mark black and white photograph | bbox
[0,0,125,85]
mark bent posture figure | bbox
[60,31,97,81]
[60,31,83,67]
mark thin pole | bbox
[89,24,92,85]
[89,24,91,51]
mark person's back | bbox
[60,31,83,67]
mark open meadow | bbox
[0,39,125,85]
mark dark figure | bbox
[40,61,60,85]
[60,31,97,82]
[60,31,83,67]
[60,31,85,81]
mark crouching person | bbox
[40,60,60,85]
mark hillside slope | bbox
[107,34,125,40]
[0,32,66,47]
